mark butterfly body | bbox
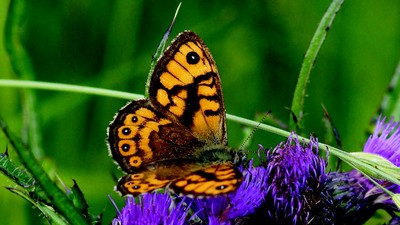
[107,31,243,197]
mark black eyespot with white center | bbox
[216,185,227,190]
[186,51,200,64]
[121,144,130,152]
[122,128,131,135]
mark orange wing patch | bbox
[170,163,243,196]
[117,172,170,196]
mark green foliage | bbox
[0,0,399,224]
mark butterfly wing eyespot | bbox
[186,51,200,64]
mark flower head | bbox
[112,192,188,225]
[259,134,331,224]
[326,116,400,224]
[363,116,400,167]
[363,116,400,198]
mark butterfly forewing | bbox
[149,31,227,145]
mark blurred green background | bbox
[0,0,399,224]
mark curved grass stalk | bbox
[289,0,345,130]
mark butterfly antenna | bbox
[146,2,182,96]
[154,2,182,60]
[239,110,271,150]
[108,194,121,215]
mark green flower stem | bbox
[289,0,345,130]
[0,119,88,225]
[0,79,143,100]
[4,0,44,159]
[227,114,288,137]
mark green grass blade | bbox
[3,0,44,159]
[289,0,345,130]
[0,118,89,225]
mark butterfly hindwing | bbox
[170,163,243,196]
[117,161,242,197]
[117,171,171,196]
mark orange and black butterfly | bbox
[107,31,243,197]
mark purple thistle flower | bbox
[326,116,400,224]
[363,116,400,196]
[326,171,378,224]
[112,192,189,225]
[363,116,400,167]
[260,134,332,224]
[190,160,269,224]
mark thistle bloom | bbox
[364,116,400,167]
[362,116,400,201]
[326,116,400,224]
[259,134,332,224]
[112,192,188,225]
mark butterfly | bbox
[107,31,243,197]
